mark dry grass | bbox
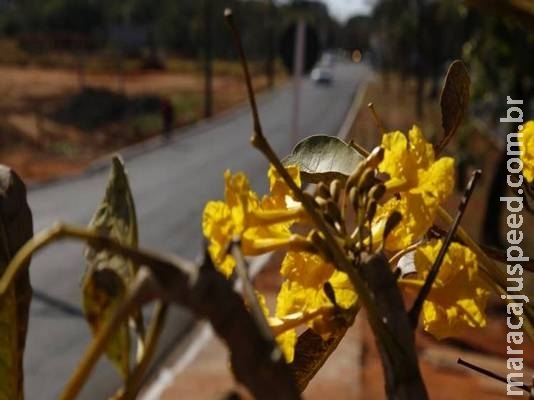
[0,58,286,182]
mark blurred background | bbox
[3,0,534,249]
[0,0,369,182]
[1,0,532,188]
[2,1,534,399]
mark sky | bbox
[320,0,375,22]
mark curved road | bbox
[24,62,370,399]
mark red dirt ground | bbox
[0,65,272,183]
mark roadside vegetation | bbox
[0,46,283,182]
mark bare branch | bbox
[410,170,481,326]
[1,223,300,399]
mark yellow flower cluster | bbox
[399,240,490,339]
[370,127,489,338]
[202,125,491,361]
[374,126,455,251]
[275,251,357,348]
[202,165,302,277]
[203,165,357,361]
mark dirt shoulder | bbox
[0,64,280,183]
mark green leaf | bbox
[82,156,140,379]
[0,166,33,400]
[282,135,365,183]
[436,60,470,155]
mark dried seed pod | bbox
[315,196,328,208]
[366,146,384,168]
[308,229,338,262]
[346,147,384,192]
[325,200,342,225]
[345,161,367,192]
[383,211,402,241]
[369,183,386,202]
[315,182,331,199]
[323,282,337,307]
[329,179,342,203]
[358,168,376,194]
[349,186,358,212]
[366,200,377,222]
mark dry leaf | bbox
[82,156,140,379]
[0,166,33,400]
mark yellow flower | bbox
[202,167,303,277]
[276,329,297,363]
[262,164,301,210]
[280,251,334,287]
[256,291,297,362]
[202,200,236,276]
[276,280,328,318]
[275,251,357,340]
[378,126,436,192]
[327,269,359,310]
[373,126,454,250]
[374,193,434,251]
[399,240,490,339]
[203,170,261,276]
[520,121,534,182]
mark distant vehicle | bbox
[320,52,336,67]
[310,67,333,85]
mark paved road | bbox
[23,62,370,399]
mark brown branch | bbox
[429,226,534,273]
[1,223,300,399]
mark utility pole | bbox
[204,0,213,118]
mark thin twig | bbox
[478,242,534,272]
[224,9,262,137]
[224,8,385,334]
[0,223,192,296]
[348,139,370,157]
[368,102,386,135]
[388,239,424,269]
[231,239,277,346]
[409,170,481,326]
[61,269,158,400]
[457,358,530,393]
[429,224,534,273]
[120,302,169,399]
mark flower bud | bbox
[369,183,386,202]
[349,186,359,212]
[383,211,402,241]
[315,181,331,199]
[366,200,377,222]
[358,168,376,193]
[329,179,342,203]
[366,146,384,168]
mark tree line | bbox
[0,0,358,60]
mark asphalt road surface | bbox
[23,61,370,399]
